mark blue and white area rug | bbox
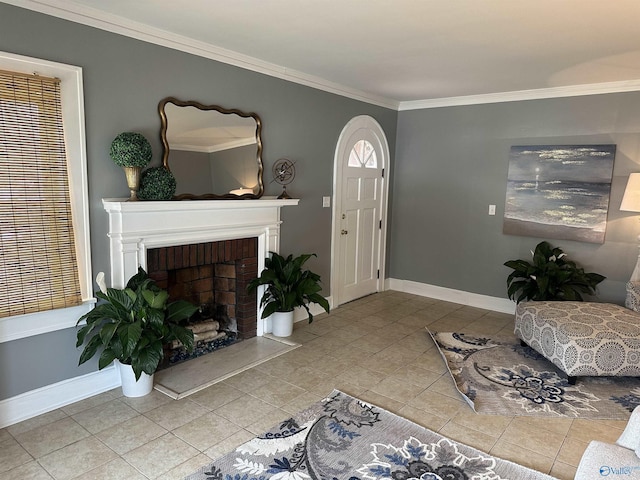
[185,390,556,480]
[430,331,640,420]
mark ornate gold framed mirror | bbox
[159,97,264,200]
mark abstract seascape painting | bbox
[503,145,615,244]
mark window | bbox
[0,52,92,342]
[347,139,377,168]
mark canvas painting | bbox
[503,144,616,244]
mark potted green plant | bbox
[76,267,197,397]
[504,240,605,303]
[109,132,153,201]
[247,252,330,336]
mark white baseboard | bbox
[386,278,516,314]
[0,365,120,428]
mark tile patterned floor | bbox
[0,291,628,479]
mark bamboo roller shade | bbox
[0,69,82,318]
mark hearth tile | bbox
[0,437,32,474]
[72,458,147,480]
[38,436,117,480]
[13,416,90,458]
[173,411,241,451]
[144,399,210,431]
[122,433,198,479]
[71,399,138,434]
[96,415,167,455]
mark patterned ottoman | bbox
[514,288,640,382]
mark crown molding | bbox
[3,0,400,110]
[6,0,640,112]
[398,79,640,111]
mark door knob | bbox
[341,229,348,235]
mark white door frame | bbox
[330,115,391,307]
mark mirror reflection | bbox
[159,97,264,199]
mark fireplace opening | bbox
[146,238,258,369]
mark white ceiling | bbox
[8,0,640,109]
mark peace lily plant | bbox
[76,268,197,381]
[504,241,605,303]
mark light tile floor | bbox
[0,291,628,480]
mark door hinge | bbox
[377,270,380,279]
[381,168,385,178]
[379,220,382,229]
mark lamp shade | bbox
[620,173,640,212]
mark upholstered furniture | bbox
[514,282,640,382]
[575,406,640,479]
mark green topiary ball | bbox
[138,166,176,200]
[109,132,153,168]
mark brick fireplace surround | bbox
[146,238,258,338]
[102,197,298,337]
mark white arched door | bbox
[331,116,390,306]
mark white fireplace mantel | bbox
[102,197,299,335]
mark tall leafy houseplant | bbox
[76,268,197,380]
[247,252,330,322]
[504,241,605,303]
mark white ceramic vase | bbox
[271,311,294,337]
[116,359,154,397]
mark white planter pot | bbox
[271,311,294,337]
[116,360,154,397]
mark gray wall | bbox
[391,94,640,304]
[0,3,397,399]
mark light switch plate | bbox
[488,204,496,216]
[323,196,331,208]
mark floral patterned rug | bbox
[185,390,556,480]
[430,331,640,419]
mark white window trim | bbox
[0,51,93,343]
